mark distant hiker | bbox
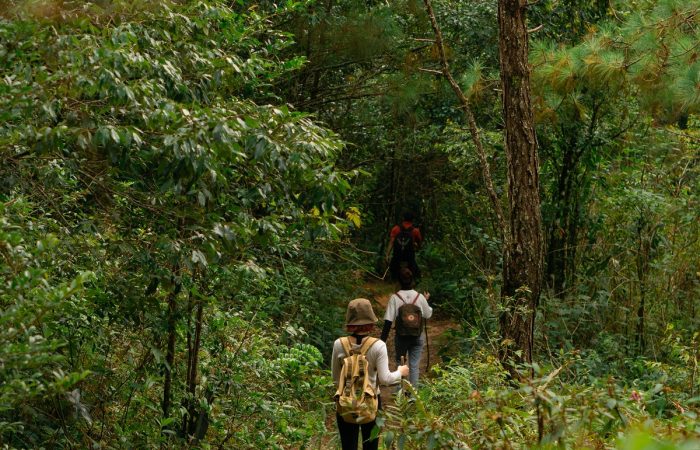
[380,268,432,389]
[385,211,423,280]
[332,298,409,450]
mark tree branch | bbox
[422,0,508,244]
[418,67,443,75]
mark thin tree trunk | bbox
[636,214,650,354]
[162,282,180,421]
[181,290,194,437]
[186,299,205,436]
[181,287,206,438]
[545,102,600,296]
[636,283,646,353]
[497,0,543,378]
[310,0,333,104]
[546,142,578,296]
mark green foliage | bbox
[0,0,353,447]
[207,325,332,448]
[532,0,700,122]
[0,0,698,447]
[382,347,700,449]
[0,200,93,444]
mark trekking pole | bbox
[424,319,430,373]
[381,265,390,281]
[400,355,407,392]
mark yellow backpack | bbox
[334,336,379,424]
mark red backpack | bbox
[392,225,415,261]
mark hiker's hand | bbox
[424,291,431,302]
[398,365,409,377]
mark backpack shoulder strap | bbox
[335,337,353,399]
[358,337,378,356]
[340,336,353,356]
[411,292,420,305]
[396,291,407,304]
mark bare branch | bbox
[422,0,508,243]
[418,68,443,75]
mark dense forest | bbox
[1,0,699,448]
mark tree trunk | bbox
[162,282,180,421]
[546,142,577,296]
[636,214,651,354]
[182,290,205,439]
[422,0,507,243]
[497,0,543,378]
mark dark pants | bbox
[336,398,382,450]
[389,257,420,280]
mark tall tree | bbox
[497,0,544,376]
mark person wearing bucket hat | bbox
[332,299,408,450]
[345,297,378,326]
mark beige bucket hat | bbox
[345,298,378,326]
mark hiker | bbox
[385,211,423,280]
[380,268,432,389]
[332,298,409,450]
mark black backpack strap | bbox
[411,293,420,305]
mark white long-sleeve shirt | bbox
[331,337,402,394]
[384,290,433,337]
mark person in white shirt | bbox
[380,268,432,388]
[332,298,408,450]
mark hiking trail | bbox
[361,278,460,405]
[321,276,461,447]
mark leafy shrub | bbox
[0,202,91,447]
[381,346,700,449]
